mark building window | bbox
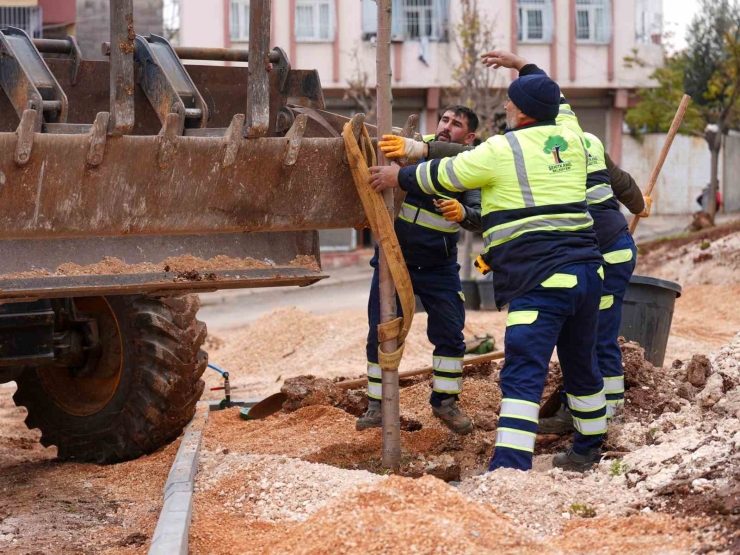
[230,0,249,41]
[576,0,611,44]
[362,0,449,42]
[0,6,43,39]
[394,0,448,41]
[635,0,662,44]
[295,0,334,42]
[517,0,554,43]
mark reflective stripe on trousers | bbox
[572,415,608,435]
[495,427,536,453]
[603,376,624,394]
[566,390,606,412]
[432,356,462,394]
[499,398,540,423]
[367,362,382,400]
[398,203,461,233]
[568,389,607,435]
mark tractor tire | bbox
[13,294,207,463]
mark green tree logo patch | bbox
[543,135,572,173]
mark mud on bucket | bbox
[619,275,682,368]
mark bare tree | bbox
[344,45,377,124]
[447,0,505,138]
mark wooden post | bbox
[461,230,473,279]
[376,0,401,470]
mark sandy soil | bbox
[187,337,739,554]
[2,225,740,554]
[0,386,176,555]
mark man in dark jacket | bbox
[356,106,482,436]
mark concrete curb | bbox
[148,405,209,555]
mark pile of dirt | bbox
[205,354,587,483]
[636,226,740,286]
[254,475,545,555]
[195,452,383,523]
[192,333,740,554]
[194,471,701,555]
[600,333,740,551]
[281,376,369,417]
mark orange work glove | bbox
[378,135,425,160]
[640,195,652,217]
[436,199,465,222]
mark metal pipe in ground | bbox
[376,0,401,471]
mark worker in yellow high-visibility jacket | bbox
[368,65,607,472]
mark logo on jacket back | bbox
[584,137,599,168]
[543,135,572,173]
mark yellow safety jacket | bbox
[398,121,601,307]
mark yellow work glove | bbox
[437,199,465,222]
[378,134,425,161]
[640,195,652,217]
[474,255,491,275]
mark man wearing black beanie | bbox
[369,59,607,473]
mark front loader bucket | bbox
[0,34,412,302]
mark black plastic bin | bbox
[477,275,497,311]
[619,275,682,367]
[461,279,481,311]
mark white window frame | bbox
[575,0,611,44]
[400,0,437,40]
[517,0,554,43]
[0,6,43,39]
[390,0,450,42]
[230,0,249,41]
[634,0,662,44]
[295,0,335,42]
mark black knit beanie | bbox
[507,74,561,122]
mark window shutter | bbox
[542,0,554,43]
[362,0,378,38]
[434,0,450,41]
[596,0,612,43]
[391,0,404,39]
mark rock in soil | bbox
[686,354,711,387]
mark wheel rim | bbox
[38,297,124,417]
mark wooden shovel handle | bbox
[335,349,506,390]
[629,94,692,235]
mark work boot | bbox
[552,448,602,472]
[356,399,382,431]
[537,403,576,435]
[432,397,474,435]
